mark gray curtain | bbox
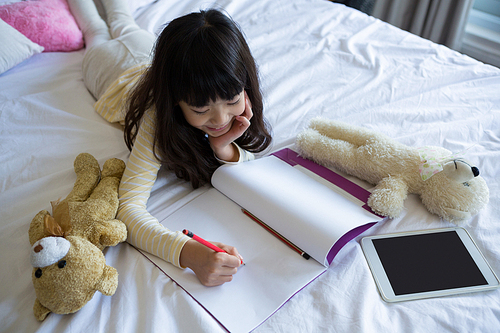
[371,0,474,50]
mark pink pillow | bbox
[0,0,84,52]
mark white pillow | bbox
[0,18,44,75]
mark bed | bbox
[1,0,499,332]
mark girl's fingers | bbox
[214,242,244,266]
[235,115,251,128]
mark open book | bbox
[139,148,382,333]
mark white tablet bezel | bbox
[361,227,500,302]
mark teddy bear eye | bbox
[58,260,67,269]
[35,268,42,278]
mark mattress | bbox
[1,0,499,332]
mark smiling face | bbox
[179,90,245,137]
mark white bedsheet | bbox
[1,0,499,332]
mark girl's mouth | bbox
[206,121,231,132]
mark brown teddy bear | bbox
[28,153,127,321]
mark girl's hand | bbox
[209,92,253,162]
[180,239,243,286]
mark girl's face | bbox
[179,90,246,137]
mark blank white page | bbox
[142,188,325,333]
[212,155,379,265]
[141,155,379,333]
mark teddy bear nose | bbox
[31,237,71,268]
[472,166,479,177]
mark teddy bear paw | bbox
[101,158,126,179]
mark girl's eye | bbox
[192,108,209,114]
[228,97,241,106]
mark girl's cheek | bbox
[238,103,246,116]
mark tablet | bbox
[361,227,499,302]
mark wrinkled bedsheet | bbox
[1,0,499,332]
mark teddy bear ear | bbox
[95,265,118,296]
[33,298,51,321]
[29,210,50,246]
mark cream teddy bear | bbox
[29,153,127,321]
[296,118,489,224]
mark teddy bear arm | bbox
[101,157,126,179]
[64,153,101,203]
[95,219,128,248]
[87,177,121,210]
[296,128,359,172]
[309,118,388,147]
[368,176,408,218]
[33,298,51,322]
[95,265,119,296]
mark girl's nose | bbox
[211,108,227,125]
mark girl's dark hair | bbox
[124,9,272,188]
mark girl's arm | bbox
[118,109,243,285]
[117,109,190,268]
[214,142,255,164]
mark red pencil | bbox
[183,229,243,264]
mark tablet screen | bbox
[372,230,487,295]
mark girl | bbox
[68,0,272,286]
